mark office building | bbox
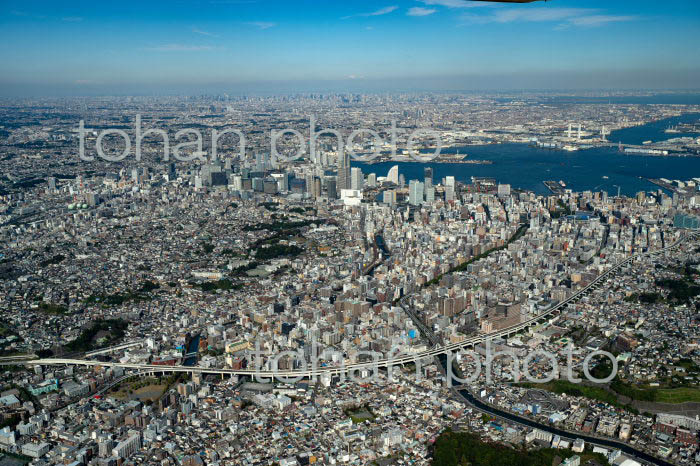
[424,167,433,189]
[366,173,377,188]
[336,150,351,190]
[351,167,364,191]
[409,180,424,206]
[327,178,337,199]
[112,433,141,459]
[425,186,435,203]
[383,190,396,206]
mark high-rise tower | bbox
[336,150,350,190]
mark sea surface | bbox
[356,114,700,197]
[541,94,700,106]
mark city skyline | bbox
[1,0,700,96]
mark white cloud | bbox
[408,7,437,17]
[192,27,217,37]
[147,44,214,52]
[10,10,47,19]
[246,21,277,29]
[460,7,639,28]
[478,8,595,24]
[343,6,399,19]
[365,6,399,16]
[568,15,638,27]
[420,0,491,8]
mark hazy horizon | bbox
[2,0,699,97]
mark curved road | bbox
[454,385,673,466]
[12,231,693,378]
[4,230,694,465]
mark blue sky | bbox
[1,0,699,95]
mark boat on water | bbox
[559,180,566,187]
[602,176,609,179]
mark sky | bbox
[1,0,700,96]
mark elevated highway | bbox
[12,231,694,378]
[84,341,144,357]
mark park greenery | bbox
[550,200,573,219]
[254,244,303,261]
[654,277,700,304]
[85,291,150,307]
[520,352,700,406]
[259,202,278,211]
[64,318,128,353]
[190,279,243,293]
[84,281,161,307]
[610,379,700,404]
[243,219,320,232]
[623,264,700,305]
[231,261,261,276]
[623,292,661,304]
[243,219,309,261]
[38,302,70,315]
[111,373,184,402]
[39,254,65,267]
[431,429,609,466]
[343,405,375,424]
[221,248,244,257]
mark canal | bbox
[183,334,200,367]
